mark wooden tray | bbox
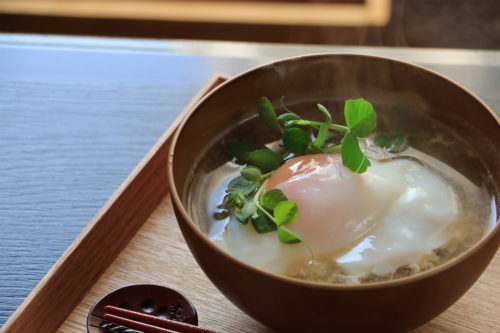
[3,74,500,333]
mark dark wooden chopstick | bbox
[104,305,220,333]
[103,313,178,333]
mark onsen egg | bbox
[211,153,461,280]
[265,154,403,254]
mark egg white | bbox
[209,154,461,279]
[336,158,459,276]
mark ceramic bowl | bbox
[167,54,500,332]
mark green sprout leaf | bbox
[223,175,258,209]
[341,131,371,173]
[227,175,252,195]
[241,166,262,182]
[282,128,309,155]
[277,113,301,123]
[248,149,283,172]
[235,201,257,224]
[274,200,299,226]
[277,226,302,244]
[251,210,277,233]
[260,188,288,210]
[258,97,283,134]
[227,141,253,164]
[344,99,376,138]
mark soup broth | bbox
[185,101,496,284]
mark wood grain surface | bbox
[58,194,272,333]
[58,196,500,333]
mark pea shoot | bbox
[221,96,377,254]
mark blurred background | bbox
[0,0,498,49]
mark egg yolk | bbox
[266,154,387,254]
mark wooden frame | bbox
[0,0,391,26]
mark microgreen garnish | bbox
[222,96,377,255]
[240,165,262,182]
[344,99,377,138]
[258,97,283,134]
[277,227,302,244]
[247,149,283,173]
[226,141,252,165]
[312,104,332,149]
[282,128,309,155]
[341,98,377,172]
[274,200,299,226]
[341,132,370,173]
[221,168,300,243]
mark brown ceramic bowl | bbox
[167,54,500,332]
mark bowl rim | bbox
[167,52,500,290]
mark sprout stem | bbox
[255,202,276,223]
[285,120,349,133]
[254,178,270,203]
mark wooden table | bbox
[0,34,499,331]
